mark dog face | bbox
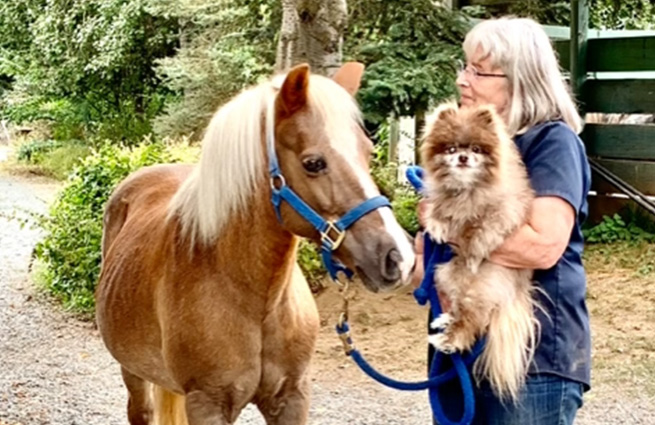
[434,142,492,188]
[421,103,503,190]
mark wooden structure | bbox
[453,0,655,222]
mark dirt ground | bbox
[312,253,655,419]
[1,164,654,424]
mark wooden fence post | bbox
[570,0,589,104]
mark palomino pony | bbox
[96,63,416,425]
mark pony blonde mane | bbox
[169,72,362,246]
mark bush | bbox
[17,139,62,163]
[16,138,91,179]
[583,213,655,244]
[34,142,195,314]
[298,240,326,293]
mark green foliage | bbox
[347,0,466,123]
[370,137,421,236]
[38,144,93,180]
[16,138,90,179]
[583,213,655,244]
[34,142,188,313]
[470,0,655,30]
[17,139,62,163]
[152,0,278,138]
[1,0,179,142]
[590,0,654,30]
[297,240,325,293]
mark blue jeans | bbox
[432,373,584,425]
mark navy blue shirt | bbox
[515,121,592,389]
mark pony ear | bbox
[279,63,310,117]
[333,62,365,96]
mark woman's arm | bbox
[489,196,575,270]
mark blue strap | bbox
[273,185,329,232]
[336,196,391,229]
[336,321,484,390]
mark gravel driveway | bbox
[0,172,653,424]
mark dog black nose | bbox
[458,154,468,164]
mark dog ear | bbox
[434,102,458,121]
[472,106,497,128]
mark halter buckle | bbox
[321,221,346,251]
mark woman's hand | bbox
[411,231,425,289]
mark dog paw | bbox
[426,222,447,243]
[430,313,453,331]
[428,333,456,354]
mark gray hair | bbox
[463,17,582,135]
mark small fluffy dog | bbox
[420,102,538,402]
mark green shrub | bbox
[34,142,189,313]
[583,213,655,244]
[17,139,62,163]
[15,138,91,180]
[297,240,326,293]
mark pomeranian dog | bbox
[420,102,538,402]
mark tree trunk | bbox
[275,0,347,76]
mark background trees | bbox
[0,0,653,144]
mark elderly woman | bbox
[415,17,591,425]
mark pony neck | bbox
[211,182,300,299]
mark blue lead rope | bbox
[335,166,484,425]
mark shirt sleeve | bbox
[523,123,588,214]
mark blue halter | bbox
[266,123,391,281]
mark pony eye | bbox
[302,156,327,174]
[471,145,481,154]
[447,146,457,154]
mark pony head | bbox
[269,64,415,291]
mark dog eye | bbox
[471,145,481,154]
[447,146,457,154]
[302,156,327,174]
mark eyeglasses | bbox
[457,60,507,79]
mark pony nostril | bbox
[459,154,468,164]
[381,248,402,281]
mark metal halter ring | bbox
[270,174,286,191]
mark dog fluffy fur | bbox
[420,102,539,402]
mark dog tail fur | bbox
[474,276,539,402]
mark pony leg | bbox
[184,390,235,425]
[121,367,152,425]
[257,378,311,425]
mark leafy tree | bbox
[345,0,467,128]
[152,0,280,139]
[1,0,179,142]
[461,0,655,30]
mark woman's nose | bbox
[456,71,470,87]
